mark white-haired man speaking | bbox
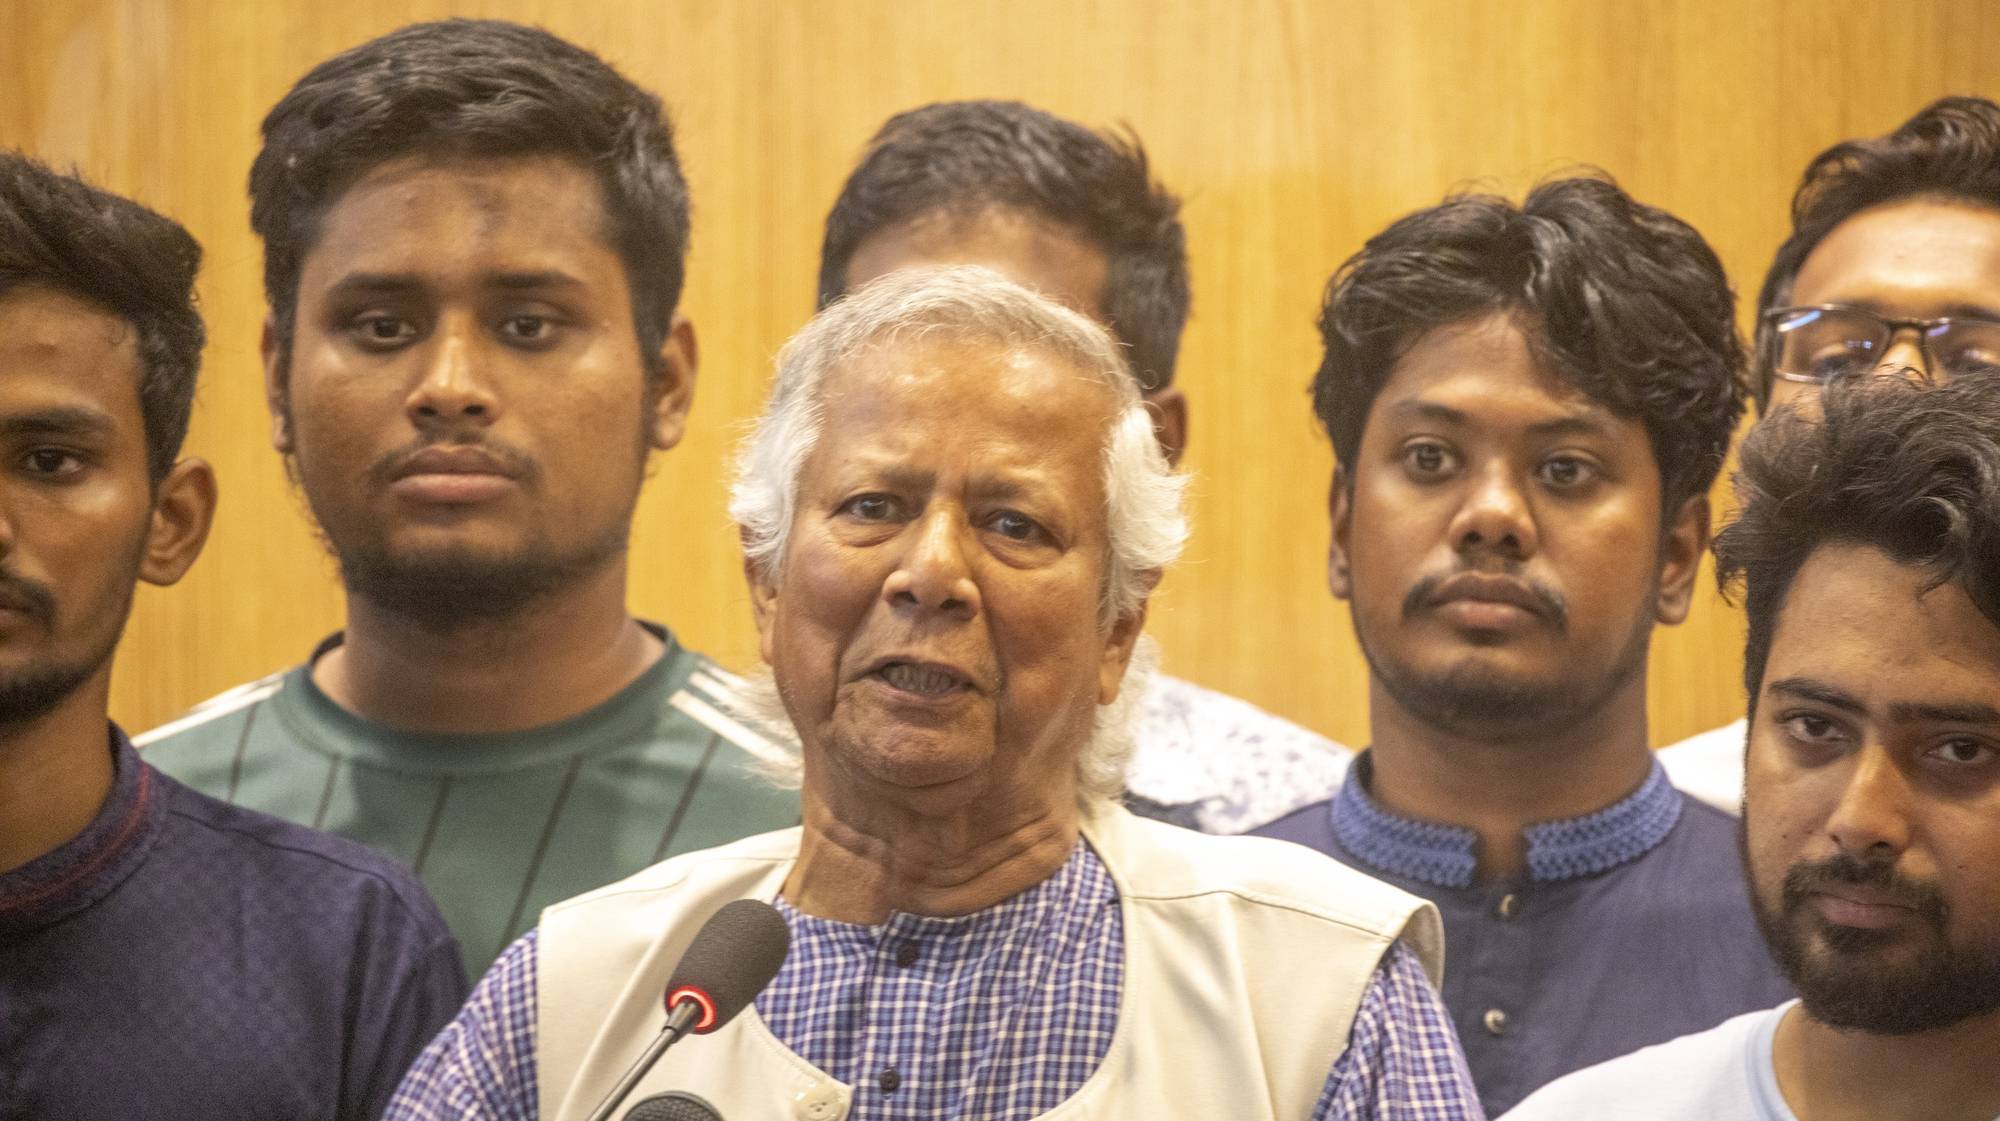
[385,268,1482,1121]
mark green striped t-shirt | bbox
[136,625,800,977]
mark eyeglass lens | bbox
[1773,308,2000,382]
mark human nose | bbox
[1447,462,1537,560]
[1874,325,1934,385]
[1825,747,1913,863]
[881,507,981,620]
[405,316,501,428]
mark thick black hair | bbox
[1717,372,2000,707]
[250,18,689,379]
[1313,174,1747,516]
[1753,96,2000,409]
[817,100,1189,391]
[0,151,203,480]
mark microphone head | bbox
[662,898,789,1035]
[623,1091,722,1121]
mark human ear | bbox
[140,458,218,587]
[261,318,293,454]
[1143,387,1189,467]
[647,316,698,451]
[1655,492,1710,625]
[1328,466,1354,600]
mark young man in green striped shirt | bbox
[139,20,800,976]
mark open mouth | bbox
[874,661,972,697]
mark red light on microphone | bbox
[665,985,718,1033]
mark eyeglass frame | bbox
[1761,303,2000,385]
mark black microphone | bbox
[582,899,790,1121]
[624,1091,722,1121]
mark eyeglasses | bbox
[1764,305,2000,385]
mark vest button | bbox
[1483,1008,1509,1035]
[1496,893,1519,920]
[878,1067,902,1092]
[792,1078,850,1120]
[895,942,918,968]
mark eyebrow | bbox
[325,270,589,297]
[1764,677,1866,715]
[1766,676,2000,726]
[1383,399,1618,440]
[1890,701,2000,725]
[0,406,117,440]
[1830,299,2000,323]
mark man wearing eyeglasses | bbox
[1657,95,2000,814]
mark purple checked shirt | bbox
[386,842,1483,1120]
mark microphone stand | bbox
[582,1000,704,1121]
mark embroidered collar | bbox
[1330,752,1683,888]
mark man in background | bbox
[1256,176,1791,1114]
[1510,373,2000,1121]
[0,151,463,1120]
[140,19,799,976]
[803,99,1351,833]
[1659,95,2000,812]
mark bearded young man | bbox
[1254,176,1792,1115]
[385,269,1481,1121]
[139,19,799,975]
[1509,372,2000,1121]
[0,151,464,1121]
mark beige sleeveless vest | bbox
[537,804,1442,1121]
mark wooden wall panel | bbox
[0,0,1993,746]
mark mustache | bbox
[1782,852,1949,927]
[1402,568,1568,629]
[0,570,58,625]
[364,436,540,488]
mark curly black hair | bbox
[1753,96,2000,409]
[0,151,203,481]
[1716,371,2000,708]
[818,100,1188,392]
[1313,173,1748,517]
[250,18,689,383]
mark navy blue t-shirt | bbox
[0,726,468,1120]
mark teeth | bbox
[881,663,962,695]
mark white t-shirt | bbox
[1656,718,1747,815]
[1500,1003,1796,1120]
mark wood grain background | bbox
[1,0,1993,746]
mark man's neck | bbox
[0,676,116,875]
[785,776,1081,924]
[315,558,664,735]
[1363,673,1655,883]
[1775,1002,2000,1121]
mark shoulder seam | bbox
[133,672,288,747]
[668,686,794,766]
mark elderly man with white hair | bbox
[385,267,1481,1121]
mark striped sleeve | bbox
[384,930,542,1121]
[1314,941,1486,1121]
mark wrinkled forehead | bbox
[803,334,1122,489]
[822,326,1131,412]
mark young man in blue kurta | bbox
[1255,177,1791,1115]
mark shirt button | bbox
[878,1067,902,1093]
[1483,1008,1510,1036]
[1496,893,1519,920]
[895,942,918,968]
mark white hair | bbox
[726,266,1189,802]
